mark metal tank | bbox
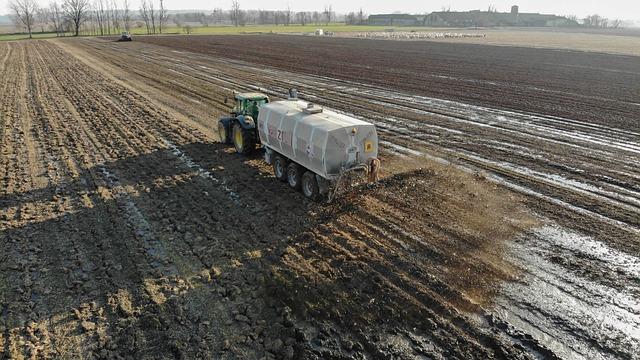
[257,99,379,181]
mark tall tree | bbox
[49,1,63,36]
[323,5,332,25]
[63,0,90,36]
[95,0,105,35]
[122,0,131,31]
[111,0,120,34]
[158,0,168,33]
[296,11,306,26]
[284,4,291,26]
[149,0,156,33]
[357,8,365,24]
[9,0,38,39]
[140,0,150,34]
[231,0,241,27]
[105,0,111,34]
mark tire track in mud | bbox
[2,41,204,357]
[0,42,55,359]
[3,38,638,359]
[2,40,309,359]
[61,38,640,359]
[26,42,214,357]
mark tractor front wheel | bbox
[232,123,254,155]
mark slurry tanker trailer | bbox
[218,89,380,200]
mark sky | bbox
[0,0,638,20]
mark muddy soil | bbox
[1,38,639,359]
[135,34,640,131]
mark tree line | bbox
[9,0,368,38]
[9,0,173,38]
[580,14,624,28]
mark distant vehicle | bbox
[118,32,132,42]
[218,89,380,200]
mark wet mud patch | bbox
[269,160,537,358]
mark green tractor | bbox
[218,92,269,154]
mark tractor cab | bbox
[229,93,269,119]
[218,92,269,154]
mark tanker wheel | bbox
[286,163,303,190]
[273,155,288,182]
[218,122,230,144]
[302,171,320,200]
[232,123,254,155]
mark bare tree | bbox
[158,0,167,33]
[95,0,105,35]
[257,9,267,24]
[140,0,150,33]
[111,0,120,33]
[63,0,90,36]
[583,14,609,28]
[122,0,131,31]
[345,11,355,25]
[231,0,241,27]
[284,4,291,26]
[296,11,306,26]
[323,5,332,25]
[357,8,365,25]
[36,7,51,33]
[105,0,111,34]
[610,19,623,29]
[199,12,210,27]
[49,1,64,35]
[149,0,156,34]
[212,8,223,24]
[312,11,320,25]
[9,0,38,38]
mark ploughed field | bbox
[0,36,638,359]
[138,34,640,131]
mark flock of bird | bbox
[355,32,486,40]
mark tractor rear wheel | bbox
[302,171,320,200]
[286,163,303,190]
[273,155,287,182]
[232,123,254,155]
[218,122,230,144]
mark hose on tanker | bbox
[368,158,381,183]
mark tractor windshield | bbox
[235,97,268,116]
[248,100,264,119]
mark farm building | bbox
[367,14,424,26]
[424,9,578,27]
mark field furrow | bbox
[1,36,638,359]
